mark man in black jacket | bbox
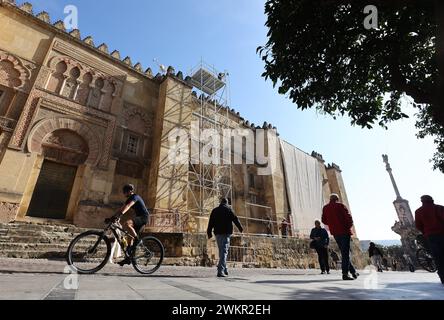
[368,242,384,272]
[310,220,330,274]
[207,198,244,277]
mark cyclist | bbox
[112,184,150,266]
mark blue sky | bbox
[28,0,444,240]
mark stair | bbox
[0,221,97,259]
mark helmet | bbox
[122,184,135,194]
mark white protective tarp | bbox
[279,139,324,236]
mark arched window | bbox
[100,80,115,112]
[88,77,104,108]
[61,66,80,99]
[47,61,67,94]
[75,72,92,105]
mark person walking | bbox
[368,242,384,272]
[392,259,398,271]
[207,198,244,278]
[264,216,273,237]
[322,193,359,280]
[310,220,330,274]
[280,218,290,238]
[415,195,444,285]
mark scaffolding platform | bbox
[190,67,226,95]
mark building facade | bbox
[0,0,355,239]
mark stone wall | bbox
[144,232,367,270]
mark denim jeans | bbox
[215,234,231,274]
[334,235,356,276]
[427,234,444,283]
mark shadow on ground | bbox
[280,282,444,300]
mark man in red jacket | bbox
[415,195,444,285]
[322,193,358,280]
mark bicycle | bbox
[416,235,437,273]
[66,217,164,275]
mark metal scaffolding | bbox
[187,60,233,216]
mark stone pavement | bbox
[0,258,443,300]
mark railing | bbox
[145,208,315,240]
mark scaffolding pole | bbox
[187,60,233,218]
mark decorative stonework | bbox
[27,117,101,166]
[123,57,132,66]
[44,53,123,113]
[69,29,81,39]
[36,11,50,23]
[8,90,40,148]
[47,54,84,72]
[9,88,116,169]
[42,129,90,165]
[111,50,120,59]
[52,40,126,78]
[0,49,33,92]
[97,43,109,53]
[123,104,153,134]
[53,20,66,31]
[134,63,143,72]
[19,2,33,14]
[83,36,95,46]
[167,66,175,75]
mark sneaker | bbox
[321,271,325,274]
[343,274,355,281]
[217,273,227,278]
[126,240,140,256]
[352,272,359,279]
[224,269,228,276]
[327,271,330,274]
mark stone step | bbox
[0,222,95,234]
[0,234,80,244]
[0,243,111,260]
[0,250,67,259]
[1,229,78,237]
[0,242,107,251]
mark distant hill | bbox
[360,240,401,251]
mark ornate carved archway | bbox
[27,118,102,166]
[0,50,31,91]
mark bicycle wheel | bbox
[417,249,437,273]
[132,236,164,275]
[66,231,111,274]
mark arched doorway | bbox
[26,129,89,220]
